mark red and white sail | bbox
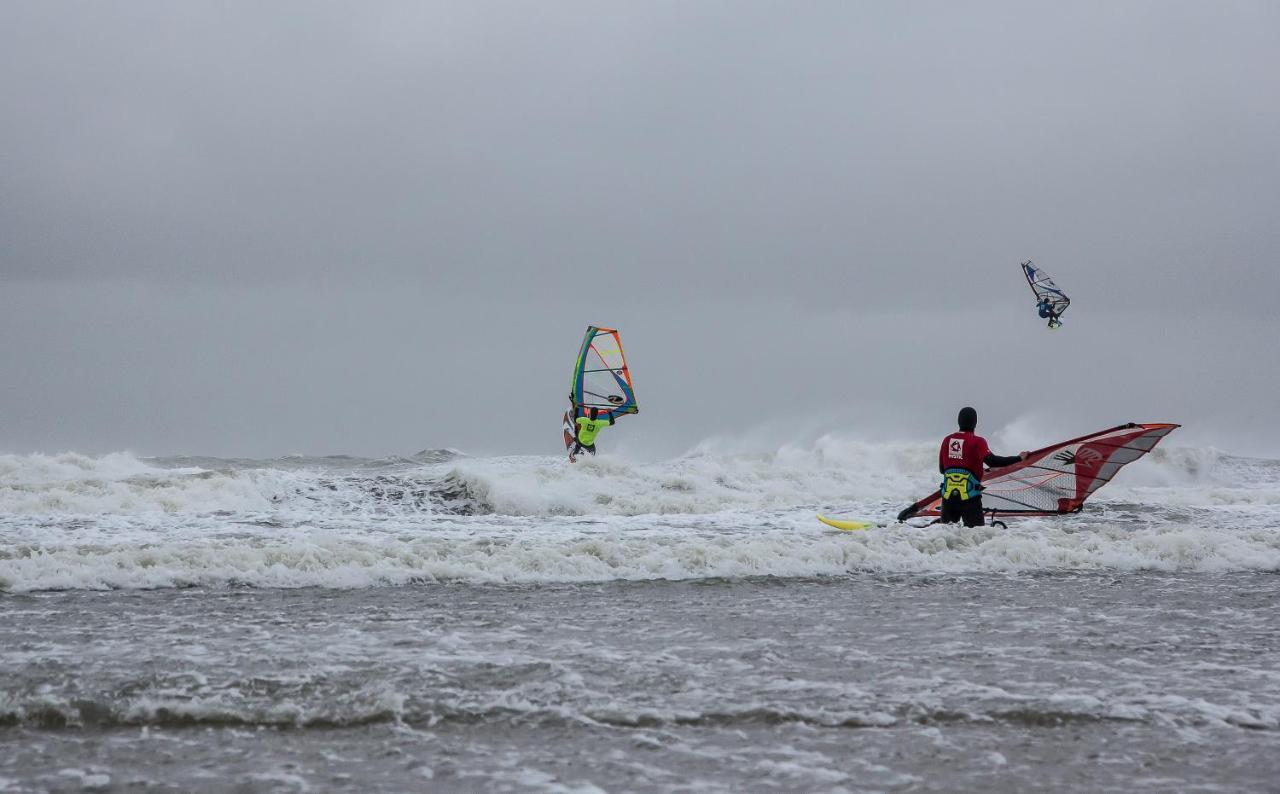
[898,423,1180,521]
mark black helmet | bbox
[957,407,977,432]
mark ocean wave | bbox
[0,440,1248,519]
[2,519,1278,592]
[1,443,1277,590]
[0,452,455,517]
[3,685,1273,732]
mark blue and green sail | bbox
[563,326,638,449]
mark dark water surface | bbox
[3,573,1278,792]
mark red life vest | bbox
[939,431,991,481]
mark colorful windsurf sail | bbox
[562,326,638,451]
[897,423,1179,522]
[1022,260,1070,328]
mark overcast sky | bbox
[2,1,1277,458]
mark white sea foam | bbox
[0,451,282,515]
[1,515,1278,592]
[0,440,1277,591]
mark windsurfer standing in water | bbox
[938,407,1028,527]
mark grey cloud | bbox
[1,1,1277,456]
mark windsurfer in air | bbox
[938,407,1028,527]
[1022,261,1069,329]
[569,405,636,463]
[1037,297,1063,329]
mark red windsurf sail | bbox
[897,423,1180,521]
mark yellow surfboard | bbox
[816,514,872,531]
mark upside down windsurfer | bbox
[938,407,1027,527]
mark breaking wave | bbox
[0,440,1277,591]
[3,679,1274,732]
[0,441,1237,518]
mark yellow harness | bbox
[941,468,981,500]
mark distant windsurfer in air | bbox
[1037,297,1062,328]
[569,405,636,463]
[938,407,1027,527]
[1022,261,1069,329]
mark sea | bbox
[1,440,1278,792]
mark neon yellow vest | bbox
[575,417,608,445]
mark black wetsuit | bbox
[939,452,1022,528]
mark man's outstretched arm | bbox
[984,451,1028,468]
